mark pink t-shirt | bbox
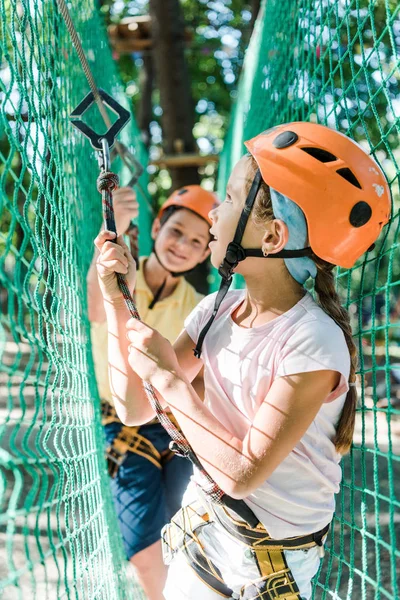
[185,290,350,538]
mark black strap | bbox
[194,170,315,358]
[194,278,232,358]
[148,277,167,309]
[244,247,314,259]
[233,170,263,245]
[194,172,263,358]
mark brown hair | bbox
[246,156,357,454]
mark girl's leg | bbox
[284,547,322,600]
[164,550,230,600]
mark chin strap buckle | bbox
[218,242,246,279]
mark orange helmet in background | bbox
[245,122,391,268]
[158,185,219,227]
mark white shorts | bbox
[163,485,322,600]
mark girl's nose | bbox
[208,206,218,223]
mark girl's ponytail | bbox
[314,258,358,454]
[247,155,357,453]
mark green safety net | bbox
[218,0,400,598]
[0,0,151,598]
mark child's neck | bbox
[143,253,180,300]
[233,269,305,329]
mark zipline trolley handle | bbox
[70,88,131,172]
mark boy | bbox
[87,184,217,600]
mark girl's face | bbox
[208,156,267,270]
[152,208,210,272]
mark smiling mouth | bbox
[168,249,187,260]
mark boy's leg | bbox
[162,451,194,519]
[108,428,167,600]
[130,539,166,600]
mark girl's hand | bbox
[94,230,137,302]
[126,319,184,389]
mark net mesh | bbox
[0,0,149,597]
[218,0,400,598]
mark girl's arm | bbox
[126,319,339,498]
[87,248,106,322]
[88,187,139,323]
[106,312,203,425]
[103,298,157,425]
[162,370,338,498]
[95,231,203,425]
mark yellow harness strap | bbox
[101,400,181,477]
[162,498,329,599]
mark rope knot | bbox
[97,171,119,194]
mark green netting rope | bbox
[0,0,150,597]
[218,1,400,598]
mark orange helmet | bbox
[158,185,219,227]
[245,122,391,268]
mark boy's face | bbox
[152,208,211,272]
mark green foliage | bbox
[99,0,256,204]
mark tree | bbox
[149,0,200,189]
[102,0,258,203]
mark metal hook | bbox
[99,137,111,172]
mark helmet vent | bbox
[178,189,188,195]
[301,147,337,162]
[349,201,372,227]
[273,131,298,149]
[336,167,362,189]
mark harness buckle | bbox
[105,444,127,478]
[169,440,186,458]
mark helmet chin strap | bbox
[194,170,313,358]
[149,241,198,309]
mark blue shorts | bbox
[104,421,193,559]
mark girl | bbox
[95,122,390,599]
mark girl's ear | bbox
[261,219,289,256]
[151,218,162,240]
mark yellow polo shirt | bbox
[91,256,203,404]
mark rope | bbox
[97,170,225,504]
[56,0,146,197]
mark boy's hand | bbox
[113,187,139,235]
[94,230,137,302]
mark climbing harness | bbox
[162,495,329,599]
[101,400,177,477]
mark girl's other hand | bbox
[126,319,183,389]
[94,230,137,302]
